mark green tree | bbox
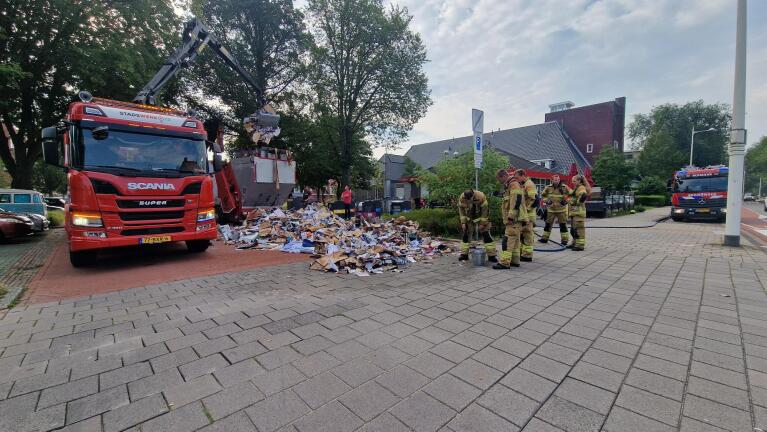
[189,0,312,150]
[628,100,730,168]
[0,0,181,189]
[592,147,637,191]
[637,130,686,179]
[403,156,420,177]
[32,160,67,195]
[745,136,767,194]
[307,0,431,187]
[418,149,509,206]
[635,176,667,195]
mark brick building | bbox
[545,97,626,165]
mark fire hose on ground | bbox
[531,215,671,252]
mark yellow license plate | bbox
[697,208,710,213]
[140,235,172,244]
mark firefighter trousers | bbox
[571,216,586,249]
[542,211,569,243]
[521,220,534,259]
[499,223,521,266]
[460,223,496,257]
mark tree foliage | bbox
[592,147,637,191]
[0,0,182,189]
[32,160,67,195]
[418,149,509,206]
[306,0,431,186]
[628,100,730,170]
[637,130,686,179]
[745,136,767,194]
[189,0,312,150]
[635,176,667,195]
[403,156,420,177]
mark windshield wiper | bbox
[152,167,203,174]
[85,165,143,172]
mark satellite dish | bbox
[78,91,93,103]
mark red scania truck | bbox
[41,97,221,267]
[41,18,282,267]
[670,166,729,222]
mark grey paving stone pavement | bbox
[2,213,767,430]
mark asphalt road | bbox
[741,200,767,247]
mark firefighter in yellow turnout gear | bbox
[457,189,497,263]
[568,174,590,251]
[494,170,527,269]
[514,169,537,262]
[538,174,573,245]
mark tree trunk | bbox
[340,125,353,189]
[11,155,36,189]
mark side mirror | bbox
[92,126,109,140]
[212,153,223,173]
[41,126,61,166]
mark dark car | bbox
[44,197,66,208]
[0,210,35,240]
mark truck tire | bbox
[186,240,210,253]
[70,250,97,267]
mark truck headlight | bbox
[72,212,103,227]
[197,208,215,222]
[673,209,685,214]
[722,208,727,213]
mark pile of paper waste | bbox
[218,205,452,275]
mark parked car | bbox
[356,200,383,221]
[0,207,49,233]
[585,187,635,218]
[764,197,767,212]
[744,192,755,201]
[44,196,66,208]
[0,189,47,217]
[0,209,35,240]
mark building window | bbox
[614,140,620,149]
[586,143,593,153]
[531,159,554,169]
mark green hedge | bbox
[635,195,667,207]
[48,209,65,227]
[388,200,507,237]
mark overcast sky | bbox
[375,0,766,158]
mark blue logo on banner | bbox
[476,136,481,150]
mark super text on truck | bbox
[670,166,728,222]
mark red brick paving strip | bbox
[23,240,309,304]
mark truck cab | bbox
[670,166,728,222]
[42,96,220,267]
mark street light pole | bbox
[689,127,717,167]
[724,0,748,247]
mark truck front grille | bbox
[677,198,726,208]
[119,211,184,221]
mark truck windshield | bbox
[676,176,728,193]
[78,129,207,176]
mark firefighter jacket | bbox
[542,183,573,213]
[501,181,527,224]
[523,179,537,221]
[458,190,489,224]
[569,185,589,218]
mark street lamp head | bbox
[707,127,717,132]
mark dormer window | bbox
[586,143,594,153]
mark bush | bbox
[48,209,65,227]
[390,208,461,236]
[635,195,667,207]
[636,176,668,195]
[634,205,648,213]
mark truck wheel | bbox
[70,250,97,268]
[186,240,210,253]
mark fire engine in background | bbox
[670,166,728,222]
[41,17,292,267]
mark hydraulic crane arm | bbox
[134,18,265,106]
